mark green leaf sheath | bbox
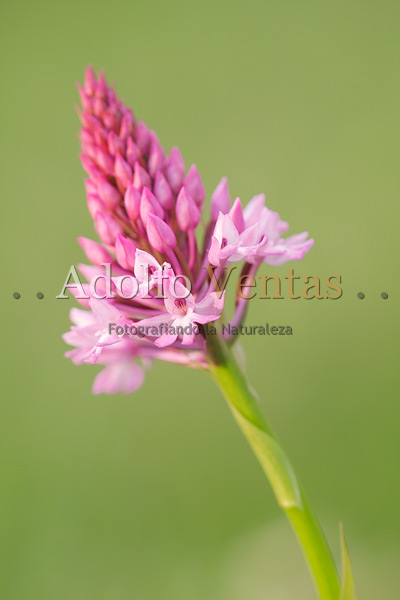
[339,524,357,600]
[207,335,341,600]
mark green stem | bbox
[207,334,340,600]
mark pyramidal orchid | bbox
[62,67,355,600]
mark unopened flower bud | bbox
[87,193,105,218]
[120,110,135,140]
[95,211,123,245]
[165,147,185,193]
[84,66,96,96]
[114,153,133,188]
[95,147,114,174]
[77,86,92,111]
[107,130,125,156]
[184,165,205,206]
[126,137,140,167]
[115,234,136,271]
[106,108,122,133]
[140,187,164,226]
[133,161,151,192]
[124,184,141,221]
[176,187,200,231]
[154,171,173,210]
[135,121,150,154]
[148,135,165,176]
[78,237,114,266]
[84,178,97,196]
[96,175,122,209]
[146,213,177,253]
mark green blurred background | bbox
[1,0,399,598]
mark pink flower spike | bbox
[146,213,177,253]
[114,153,133,188]
[96,175,122,210]
[66,67,316,394]
[78,237,114,266]
[115,234,136,271]
[211,177,231,220]
[124,184,141,221]
[154,171,173,210]
[95,211,123,246]
[133,161,151,192]
[165,146,185,193]
[184,165,205,206]
[176,187,200,231]
[140,187,164,226]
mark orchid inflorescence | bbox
[63,67,313,394]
